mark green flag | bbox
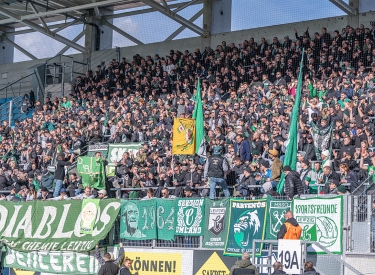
[77,157,106,190]
[175,198,205,236]
[276,48,305,194]
[192,78,206,157]
[80,199,100,234]
[265,197,291,240]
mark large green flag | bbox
[77,157,106,189]
[203,198,230,248]
[276,49,305,194]
[120,199,157,240]
[0,199,120,252]
[192,78,206,157]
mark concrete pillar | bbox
[211,0,232,34]
[347,0,359,28]
[0,26,15,65]
[99,9,114,50]
[201,0,212,50]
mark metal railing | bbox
[0,72,35,99]
[251,239,364,275]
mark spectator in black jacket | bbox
[98,253,119,275]
[283,165,305,199]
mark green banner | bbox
[87,144,108,158]
[175,198,205,236]
[107,143,143,176]
[224,199,267,257]
[265,197,292,240]
[80,199,100,234]
[202,198,230,248]
[0,199,120,252]
[120,199,157,240]
[77,157,106,189]
[157,199,176,241]
[5,247,100,274]
[293,196,343,254]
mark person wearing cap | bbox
[37,186,52,200]
[203,145,230,199]
[325,179,340,195]
[51,188,71,201]
[282,165,305,199]
[268,149,283,186]
[337,185,349,195]
[234,166,253,197]
[183,185,199,198]
[321,150,332,168]
[98,189,108,199]
[296,151,307,173]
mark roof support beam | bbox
[140,0,207,36]
[173,0,199,14]
[0,0,125,25]
[165,9,203,41]
[57,30,85,55]
[29,3,49,30]
[329,0,357,15]
[52,19,80,33]
[4,36,37,60]
[0,7,88,53]
[103,20,143,45]
[92,0,102,17]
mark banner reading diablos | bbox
[0,199,120,252]
[175,198,205,236]
[202,198,229,248]
[224,199,267,257]
[293,196,343,254]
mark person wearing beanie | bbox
[283,165,305,199]
[268,149,283,186]
[203,145,230,199]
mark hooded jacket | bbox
[284,170,305,199]
[277,218,302,240]
[229,259,259,275]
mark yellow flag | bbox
[172,118,196,155]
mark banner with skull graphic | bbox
[224,199,267,257]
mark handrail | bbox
[45,54,73,64]
[251,239,364,275]
[0,72,34,93]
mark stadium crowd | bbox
[1,22,375,201]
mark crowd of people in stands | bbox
[1,22,375,201]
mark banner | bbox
[224,199,267,257]
[202,198,230,248]
[77,157,106,190]
[193,250,234,275]
[265,198,292,240]
[107,143,142,176]
[175,198,205,236]
[293,196,343,254]
[80,199,100,234]
[87,144,108,158]
[172,118,196,155]
[4,247,100,275]
[0,199,120,252]
[122,248,193,275]
[311,122,332,161]
[156,199,176,241]
[120,199,157,240]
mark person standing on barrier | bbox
[229,252,259,275]
[203,146,230,199]
[277,211,302,240]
